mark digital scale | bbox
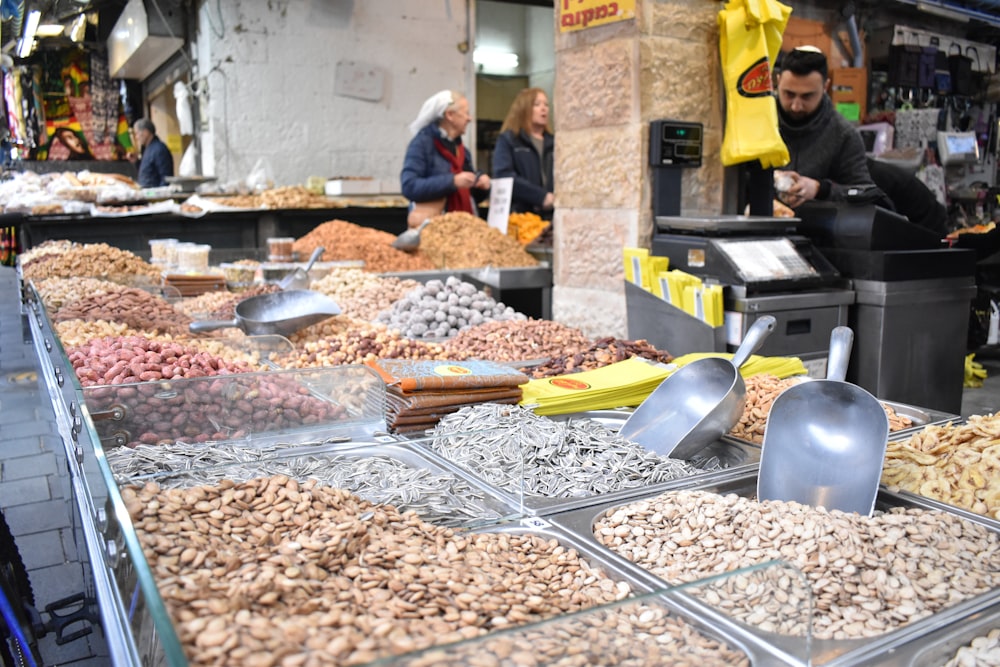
[639,120,855,374]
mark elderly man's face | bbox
[776,70,828,121]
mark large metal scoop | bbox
[278,246,325,290]
[391,219,431,252]
[758,326,889,516]
[189,289,341,337]
[618,315,776,459]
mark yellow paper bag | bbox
[718,0,792,169]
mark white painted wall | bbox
[192,0,474,191]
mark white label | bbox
[524,517,551,529]
[487,177,514,233]
[802,356,828,378]
[723,311,743,347]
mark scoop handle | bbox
[731,315,776,369]
[189,319,240,334]
[303,246,325,272]
[826,326,854,382]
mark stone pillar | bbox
[553,0,725,338]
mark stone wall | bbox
[552,0,724,339]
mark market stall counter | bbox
[18,204,408,254]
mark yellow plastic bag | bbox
[718,0,792,169]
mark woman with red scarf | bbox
[400,90,490,228]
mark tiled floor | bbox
[3,263,1000,665]
[0,266,107,665]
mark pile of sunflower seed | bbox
[428,404,720,498]
[106,441,506,527]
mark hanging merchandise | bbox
[174,81,193,135]
[89,50,118,143]
[949,43,974,97]
[717,0,792,168]
[4,68,27,154]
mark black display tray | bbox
[796,201,944,251]
[817,247,977,281]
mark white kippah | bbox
[409,90,454,135]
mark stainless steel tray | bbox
[724,398,958,448]
[462,520,792,666]
[412,414,761,517]
[112,440,520,529]
[881,399,959,435]
[884,417,1000,532]
[550,471,1000,666]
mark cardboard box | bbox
[831,67,867,120]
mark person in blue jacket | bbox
[132,118,174,187]
[492,87,554,218]
[400,90,490,227]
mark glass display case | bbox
[552,471,1000,666]
[19,275,1000,667]
[367,560,814,667]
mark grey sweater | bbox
[778,95,875,201]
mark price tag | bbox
[715,238,818,282]
[524,517,551,529]
[487,177,514,234]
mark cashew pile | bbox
[730,374,914,444]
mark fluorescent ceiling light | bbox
[17,10,41,57]
[70,14,87,42]
[916,1,971,22]
[36,24,66,38]
[473,48,519,70]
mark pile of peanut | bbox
[22,242,161,282]
[595,489,1000,640]
[420,212,539,269]
[53,287,192,337]
[292,220,435,273]
[729,374,914,444]
[67,335,255,386]
[310,268,421,321]
[126,477,635,666]
[523,337,673,378]
[442,319,590,362]
[86,371,346,446]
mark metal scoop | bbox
[618,315,776,459]
[278,246,324,290]
[189,289,341,337]
[391,219,431,252]
[758,326,889,516]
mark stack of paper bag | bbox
[519,354,806,416]
[364,358,528,433]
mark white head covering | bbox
[409,90,455,135]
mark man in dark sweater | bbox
[774,47,883,209]
[132,118,174,188]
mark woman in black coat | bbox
[492,88,554,217]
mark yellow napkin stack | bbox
[623,249,725,328]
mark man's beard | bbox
[780,106,817,127]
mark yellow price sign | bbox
[559,0,635,33]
